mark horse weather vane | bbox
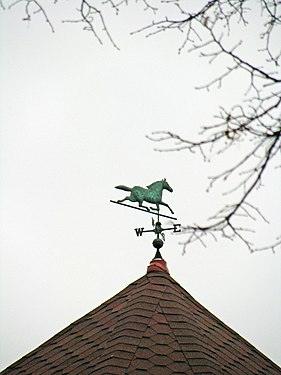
[110,179,181,258]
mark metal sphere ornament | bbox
[153,238,164,250]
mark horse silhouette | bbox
[115,179,174,214]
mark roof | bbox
[2,258,281,374]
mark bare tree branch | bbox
[62,0,120,49]
[176,130,281,254]
[8,0,55,32]
[140,1,281,253]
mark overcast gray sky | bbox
[0,2,281,371]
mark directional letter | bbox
[173,224,181,233]
[135,228,145,237]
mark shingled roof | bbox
[2,258,280,374]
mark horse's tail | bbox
[115,185,131,192]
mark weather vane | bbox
[110,178,181,258]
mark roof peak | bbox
[147,258,169,274]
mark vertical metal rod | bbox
[157,209,160,239]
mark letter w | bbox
[135,228,144,237]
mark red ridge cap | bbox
[147,258,169,274]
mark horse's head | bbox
[162,178,173,193]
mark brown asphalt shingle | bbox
[2,259,281,374]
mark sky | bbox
[0,1,281,371]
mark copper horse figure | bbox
[115,179,174,214]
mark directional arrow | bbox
[110,200,177,220]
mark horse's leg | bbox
[160,201,174,214]
[150,203,159,212]
[150,206,158,211]
[139,201,150,211]
[118,196,134,204]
